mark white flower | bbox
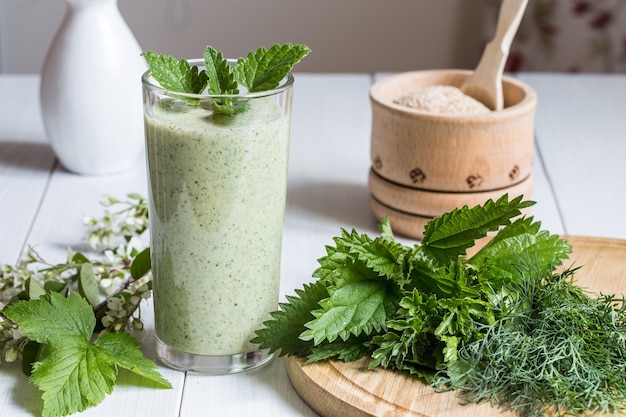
[101,315,115,328]
[106,296,123,310]
[5,346,18,363]
[99,195,118,207]
[10,327,23,340]
[100,278,113,290]
[82,216,97,227]
[88,234,101,249]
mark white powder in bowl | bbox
[394,85,490,115]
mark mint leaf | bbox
[142,51,208,94]
[142,44,310,115]
[234,43,311,92]
[203,46,239,95]
[4,292,170,417]
[421,194,534,265]
[202,46,241,115]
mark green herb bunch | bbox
[0,194,167,417]
[439,269,626,417]
[253,195,571,376]
[254,194,626,416]
[142,43,311,115]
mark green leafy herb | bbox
[141,51,208,94]
[142,43,311,115]
[4,292,171,417]
[254,195,624,415]
[255,193,626,415]
[421,195,534,265]
[233,43,312,92]
[0,194,161,416]
[203,46,239,96]
[439,269,626,417]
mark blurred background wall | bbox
[3,0,625,74]
[0,0,486,74]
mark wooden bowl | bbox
[370,69,537,192]
[368,170,534,240]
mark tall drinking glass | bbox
[141,59,293,373]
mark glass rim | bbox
[141,58,294,100]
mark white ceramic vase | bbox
[40,0,147,175]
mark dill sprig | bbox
[440,268,626,417]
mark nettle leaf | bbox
[305,338,370,364]
[421,194,534,265]
[313,230,382,286]
[350,237,407,279]
[300,280,393,345]
[4,292,171,417]
[409,258,478,299]
[379,217,396,242]
[142,51,208,94]
[313,247,353,283]
[234,43,311,92]
[315,228,407,283]
[251,280,329,357]
[470,217,572,279]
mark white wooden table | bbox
[1,72,625,416]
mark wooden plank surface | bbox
[0,75,55,264]
[285,236,626,417]
[517,73,626,239]
[0,73,623,416]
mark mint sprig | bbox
[142,43,311,115]
[4,292,171,417]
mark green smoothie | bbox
[145,97,290,356]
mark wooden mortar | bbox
[369,69,537,239]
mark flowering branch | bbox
[0,194,150,365]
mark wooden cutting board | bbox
[285,236,626,417]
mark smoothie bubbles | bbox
[141,45,309,374]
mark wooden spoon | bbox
[461,0,528,111]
